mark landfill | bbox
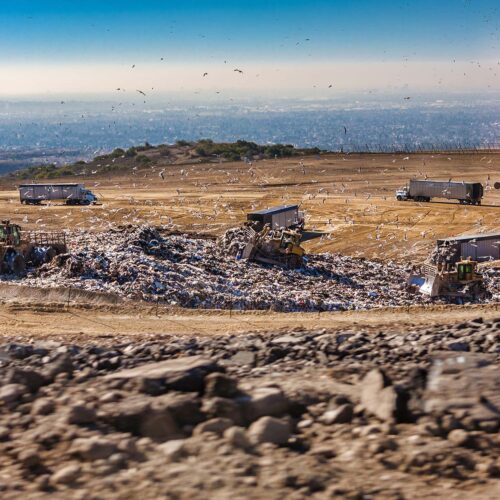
[13,225,495,311]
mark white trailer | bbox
[19,183,98,205]
[396,180,483,205]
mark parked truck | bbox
[19,183,98,205]
[396,180,483,205]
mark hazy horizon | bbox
[1,1,498,98]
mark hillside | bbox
[8,140,322,180]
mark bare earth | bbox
[0,151,499,499]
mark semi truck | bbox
[396,179,483,205]
[19,183,98,205]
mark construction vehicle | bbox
[239,225,306,269]
[0,220,67,275]
[408,258,487,300]
[19,183,98,205]
[396,179,483,205]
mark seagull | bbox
[343,126,347,135]
[203,72,208,77]
[136,89,146,96]
[328,84,333,88]
[234,68,243,74]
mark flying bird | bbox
[136,89,146,96]
[234,68,243,74]
[203,72,208,77]
[343,126,347,135]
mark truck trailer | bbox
[396,179,483,205]
[19,183,98,205]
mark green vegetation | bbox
[194,139,320,161]
[8,140,324,180]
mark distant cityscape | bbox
[0,92,499,174]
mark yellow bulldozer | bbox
[0,220,67,275]
[239,225,306,269]
[408,258,487,300]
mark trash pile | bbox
[428,241,461,265]
[17,225,495,311]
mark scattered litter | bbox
[13,225,496,311]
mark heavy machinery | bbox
[396,179,483,205]
[239,225,306,269]
[0,220,67,275]
[408,258,487,300]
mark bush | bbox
[135,154,151,164]
[125,147,137,157]
[111,148,125,158]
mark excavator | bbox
[0,220,67,275]
[408,258,487,300]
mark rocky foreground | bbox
[0,317,498,499]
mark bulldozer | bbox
[0,220,67,275]
[408,258,487,300]
[238,225,306,269]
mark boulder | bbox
[319,404,354,425]
[104,356,220,393]
[248,416,291,445]
[360,369,408,423]
[70,437,118,461]
[193,418,233,436]
[241,386,289,421]
[0,384,26,404]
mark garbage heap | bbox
[21,225,445,311]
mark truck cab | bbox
[83,190,98,205]
[396,187,409,201]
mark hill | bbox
[8,140,322,180]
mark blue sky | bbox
[0,1,498,95]
[1,0,497,63]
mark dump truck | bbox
[396,180,483,205]
[0,220,67,275]
[19,183,98,205]
[408,258,487,300]
[246,205,304,232]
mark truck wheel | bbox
[396,195,402,201]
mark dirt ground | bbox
[1,151,499,263]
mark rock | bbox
[18,448,41,469]
[230,351,256,366]
[139,411,182,442]
[204,372,239,398]
[0,384,26,404]
[448,429,470,447]
[99,394,186,441]
[51,464,81,485]
[104,356,220,393]
[152,393,205,427]
[424,353,500,427]
[193,418,233,436]
[70,437,118,461]
[202,397,245,426]
[32,398,55,416]
[158,439,188,461]
[248,416,291,445]
[446,341,470,352]
[44,354,74,380]
[224,426,252,450]
[67,404,97,425]
[242,386,289,421]
[360,369,408,422]
[7,368,46,392]
[319,404,354,425]
[0,426,10,441]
